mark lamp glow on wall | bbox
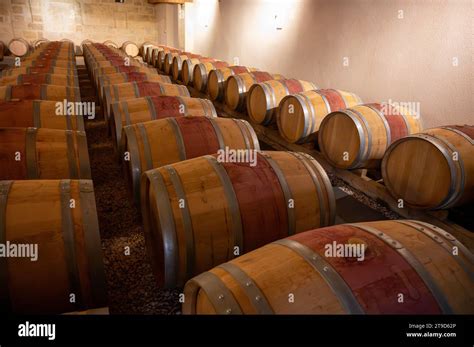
[259,0,301,32]
[196,0,218,30]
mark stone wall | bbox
[0,0,161,48]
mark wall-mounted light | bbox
[274,14,283,30]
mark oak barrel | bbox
[0,100,85,131]
[157,48,180,70]
[247,79,318,125]
[0,179,108,314]
[277,89,362,143]
[181,58,214,85]
[0,66,77,77]
[125,116,259,204]
[97,72,171,104]
[193,61,230,92]
[103,81,190,120]
[0,128,91,179]
[0,84,80,102]
[382,125,474,209]
[103,40,119,49]
[318,103,423,169]
[121,41,139,57]
[0,73,79,88]
[110,95,217,149]
[171,54,203,80]
[141,151,335,287]
[183,220,474,314]
[207,66,255,101]
[225,71,285,111]
[8,38,30,57]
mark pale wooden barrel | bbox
[0,179,108,314]
[382,125,474,209]
[163,51,191,75]
[225,71,285,111]
[0,73,79,88]
[207,66,255,101]
[247,79,318,125]
[0,100,85,131]
[0,84,80,102]
[277,89,362,143]
[97,72,171,104]
[193,61,230,92]
[183,220,474,314]
[181,58,213,85]
[157,48,180,70]
[103,81,190,121]
[121,41,139,57]
[32,38,50,49]
[171,53,202,81]
[124,116,259,204]
[0,127,91,179]
[0,66,77,77]
[103,40,119,49]
[110,95,217,150]
[8,38,30,57]
[141,151,335,287]
[318,103,423,169]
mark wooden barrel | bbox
[170,54,202,80]
[141,150,335,288]
[124,116,259,204]
[247,79,318,125]
[0,84,80,102]
[110,95,217,150]
[183,219,474,314]
[103,81,190,120]
[0,127,91,179]
[0,100,85,131]
[121,41,140,57]
[32,38,50,49]
[163,52,183,75]
[0,41,5,61]
[318,103,423,169]
[207,66,254,101]
[193,61,230,92]
[157,48,180,70]
[142,43,157,64]
[0,66,77,77]
[277,89,362,143]
[225,71,285,111]
[22,59,75,69]
[181,58,212,85]
[98,72,171,104]
[8,38,30,57]
[382,125,474,209]
[0,73,79,88]
[150,47,163,67]
[0,179,108,314]
[103,40,119,49]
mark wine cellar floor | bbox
[78,63,180,314]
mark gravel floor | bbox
[79,66,181,315]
